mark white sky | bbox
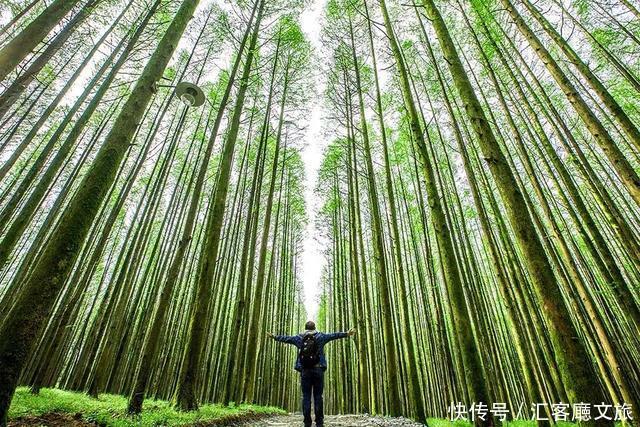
[299,0,328,320]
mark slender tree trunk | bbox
[0,0,102,120]
[379,1,494,423]
[422,1,612,423]
[175,0,265,411]
[501,0,640,206]
[0,1,199,423]
[127,4,258,413]
[0,0,82,81]
[0,1,152,267]
[349,11,426,420]
[242,57,290,401]
[520,0,640,151]
[0,0,40,39]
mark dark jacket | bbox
[274,330,348,371]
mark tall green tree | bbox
[0,0,200,422]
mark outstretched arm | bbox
[323,328,356,343]
[267,332,301,346]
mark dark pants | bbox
[301,368,324,427]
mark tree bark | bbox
[0,0,82,81]
[0,0,199,423]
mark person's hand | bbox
[347,328,356,337]
[266,332,275,339]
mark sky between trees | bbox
[0,0,639,426]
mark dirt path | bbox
[241,414,426,426]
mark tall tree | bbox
[0,0,200,421]
[175,0,266,410]
[420,0,612,421]
[0,0,83,81]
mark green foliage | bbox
[9,388,284,426]
[326,0,356,20]
[278,14,306,46]
[317,293,328,329]
[209,5,230,44]
[163,64,178,82]
[592,27,619,49]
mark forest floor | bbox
[237,413,426,426]
[8,389,586,426]
[234,414,575,427]
[7,388,284,426]
[235,414,586,426]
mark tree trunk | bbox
[422,1,612,423]
[175,0,265,411]
[0,0,199,422]
[0,0,82,81]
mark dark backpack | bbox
[299,333,320,368]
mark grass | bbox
[10,389,619,426]
[8,387,286,426]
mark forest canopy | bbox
[0,0,639,426]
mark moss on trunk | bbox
[0,0,199,423]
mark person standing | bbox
[268,321,356,427]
